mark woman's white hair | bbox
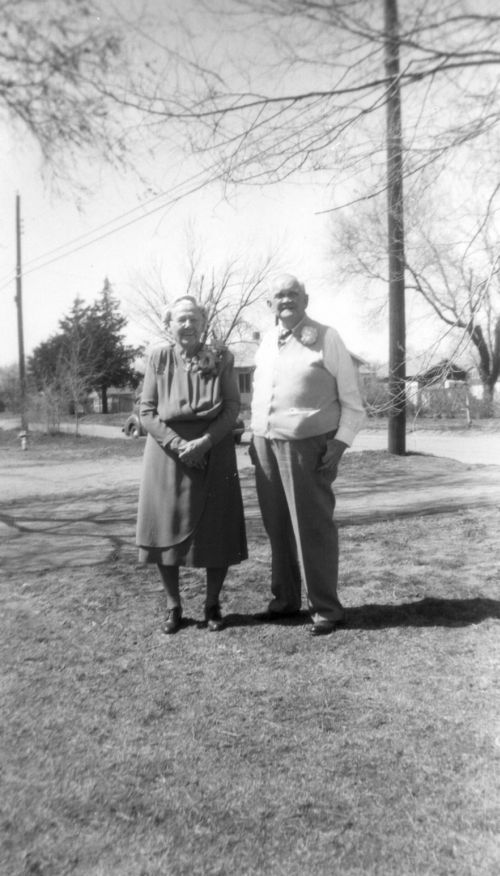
[162,296,208,328]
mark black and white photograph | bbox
[1,2,499,874]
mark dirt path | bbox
[1,443,499,575]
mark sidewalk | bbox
[349,428,500,466]
[2,416,499,464]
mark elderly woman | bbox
[136,296,247,634]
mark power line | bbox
[0,164,221,292]
[25,167,211,270]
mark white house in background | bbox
[232,332,262,409]
[87,388,136,414]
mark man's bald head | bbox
[269,274,306,298]
[268,273,308,328]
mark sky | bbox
[3,0,495,380]
[1,133,388,370]
[0,0,395,371]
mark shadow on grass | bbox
[344,596,500,629]
[225,598,500,630]
[225,610,311,629]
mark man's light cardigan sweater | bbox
[251,316,365,446]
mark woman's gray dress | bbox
[136,344,247,566]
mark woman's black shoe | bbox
[205,604,224,632]
[162,607,182,634]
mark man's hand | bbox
[317,437,348,482]
[178,435,212,468]
[248,438,257,466]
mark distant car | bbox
[122,410,246,443]
[232,417,245,445]
[122,411,145,439]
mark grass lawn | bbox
[1,435,499,876]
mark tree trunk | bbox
[482,382,494,418]
[101,386,108,415]
[384,0,406,455]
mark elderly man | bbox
[250,273,365,635]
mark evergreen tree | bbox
[29,297,95,394]
[28,282,140,414]
[87,279,140,414]
[29,334,68,392]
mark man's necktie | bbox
[278,329,292,347]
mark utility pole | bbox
[384,0,406,455]
[15,192,28,434]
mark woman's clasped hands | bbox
[175,435,213,469]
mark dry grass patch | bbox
[1,437,499,875]
[0,427,144,460]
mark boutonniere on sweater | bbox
[195,348,218,374]
[179,343,226,377]
[299,325,318,346]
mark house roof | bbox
[373,357,470,384]
[409,359,469,385]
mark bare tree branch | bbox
[126,233,277,348]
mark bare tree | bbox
[57,334,99,435]
[125,2,500,190]
[334,173,500,411]
[113,0,500,451]
[405,243,500,412]
[29,378,64,435]
[7,2,500,440]
[28,309,99,435]
[0,0,134,178]
[128,238,277,348]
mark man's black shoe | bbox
[309,619,344,636]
